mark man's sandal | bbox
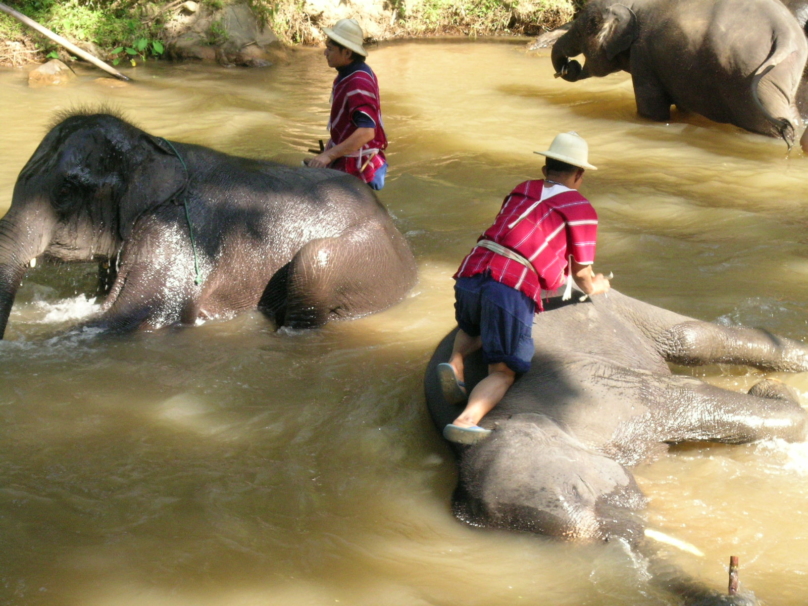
[443,423,492,445]
[437,363,468,404]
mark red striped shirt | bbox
[328,65,387,183]
[455,180,598,310]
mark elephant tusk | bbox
[644,528,704,557]
[29,257,36,268]
[554,64,569,79]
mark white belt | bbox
[478,240,578,302]
[476,239,536,274]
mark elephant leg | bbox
[267,224,415,329]
[630,61,673,122]
[93,221,199,332]
[751,51,804,143]
[657,321,808,372]
[260,237,345,329]
[650,374,807,445]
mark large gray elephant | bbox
[0,111,417,338]
[424,290,808,603]
[777,0,808,148]
[551,0,808,145]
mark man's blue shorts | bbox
[454,273,536,374]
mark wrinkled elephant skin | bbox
[0,112,417,337]
[551,0,808,144]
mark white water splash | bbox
[33,295,101,324]
[755,438,808,475]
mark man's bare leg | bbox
[447,329,482,386]
[452,362,516,427]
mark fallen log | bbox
[0,2,131,81]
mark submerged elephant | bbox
[551,0,808,145]
[0,112,417,338]
[425,290,808,602]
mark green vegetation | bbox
[205,17,229,45]
[110,38,165,66]
[0,0,577,66]
[0,0,167,65]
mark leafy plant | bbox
[248,0,277,28]
[110,37,165,66]
[205,19,229,45]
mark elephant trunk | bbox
[0,202,57,339]
[551,33,589,82]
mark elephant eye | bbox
[585,14,602,36]
[56,170,94,212]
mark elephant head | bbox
[0,112,186,338]
[453,415,648,543]
[551,1,638,82]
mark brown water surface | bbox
[1,40,808,605]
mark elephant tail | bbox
[751,47,802,149]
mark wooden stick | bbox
[0,2,131,81]
[360,150,378,172]
[307,140,325,154]
[728,555,739,595]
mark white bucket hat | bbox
[323,19,367,57]
[534,132,597,170]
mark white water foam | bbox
[32,295,101,324]
[754,438,808,475]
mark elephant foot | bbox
[777,119,795,150]
[747,377,798,403]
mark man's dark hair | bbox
[545,157,580,174]
[330,39,366,63]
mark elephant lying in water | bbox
[0,112,417,338]
[551,0,808,145]
[425,290,808,603]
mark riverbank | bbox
[0,0,576,68]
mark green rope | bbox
[160,138,202,286]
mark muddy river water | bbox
[2,40,808,605]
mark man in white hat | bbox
[307,18,388,190]
[438,132,611,444]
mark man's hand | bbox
[589,272,611,295]
[307,152,334,168]
[304,127,374,170]
[571,260,610,296]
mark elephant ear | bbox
[117,134,187,240]
[599,4,637,61]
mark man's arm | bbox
[571,260,610,295]
[307,127,375,168]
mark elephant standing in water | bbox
[0,111,417,338]
[551,0,808,145]
[425,290,808,604]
